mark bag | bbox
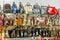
[0,14,3,26]
[35,28,40,36]
[9,30,16,38]
[58,30,60,37]
[48,6,58,15]
[25,2,32,14]
[17,15,23,26]
[0,25,2,32]
[41,6,47,15]
[12,2,19,14]
[33,3,40,14]
[35,17,45,25]
[58,9,60,16]
[19,2,25,13]
[3,4,11,13]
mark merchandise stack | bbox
[0,1,60,40]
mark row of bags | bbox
[2,2,59,15]
[0,14,60,26]
[3,27,60,38]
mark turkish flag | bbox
[48,6,58,15]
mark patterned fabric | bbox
[3,4,11,13]
[19,2,24,13]
[41,6,47,15]
[48,6,58,15]
[33,3,40,14]
[12,2,19,14]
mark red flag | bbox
[48,6,58,15]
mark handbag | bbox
[3,4,11,13]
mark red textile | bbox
[48,6,58,15]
